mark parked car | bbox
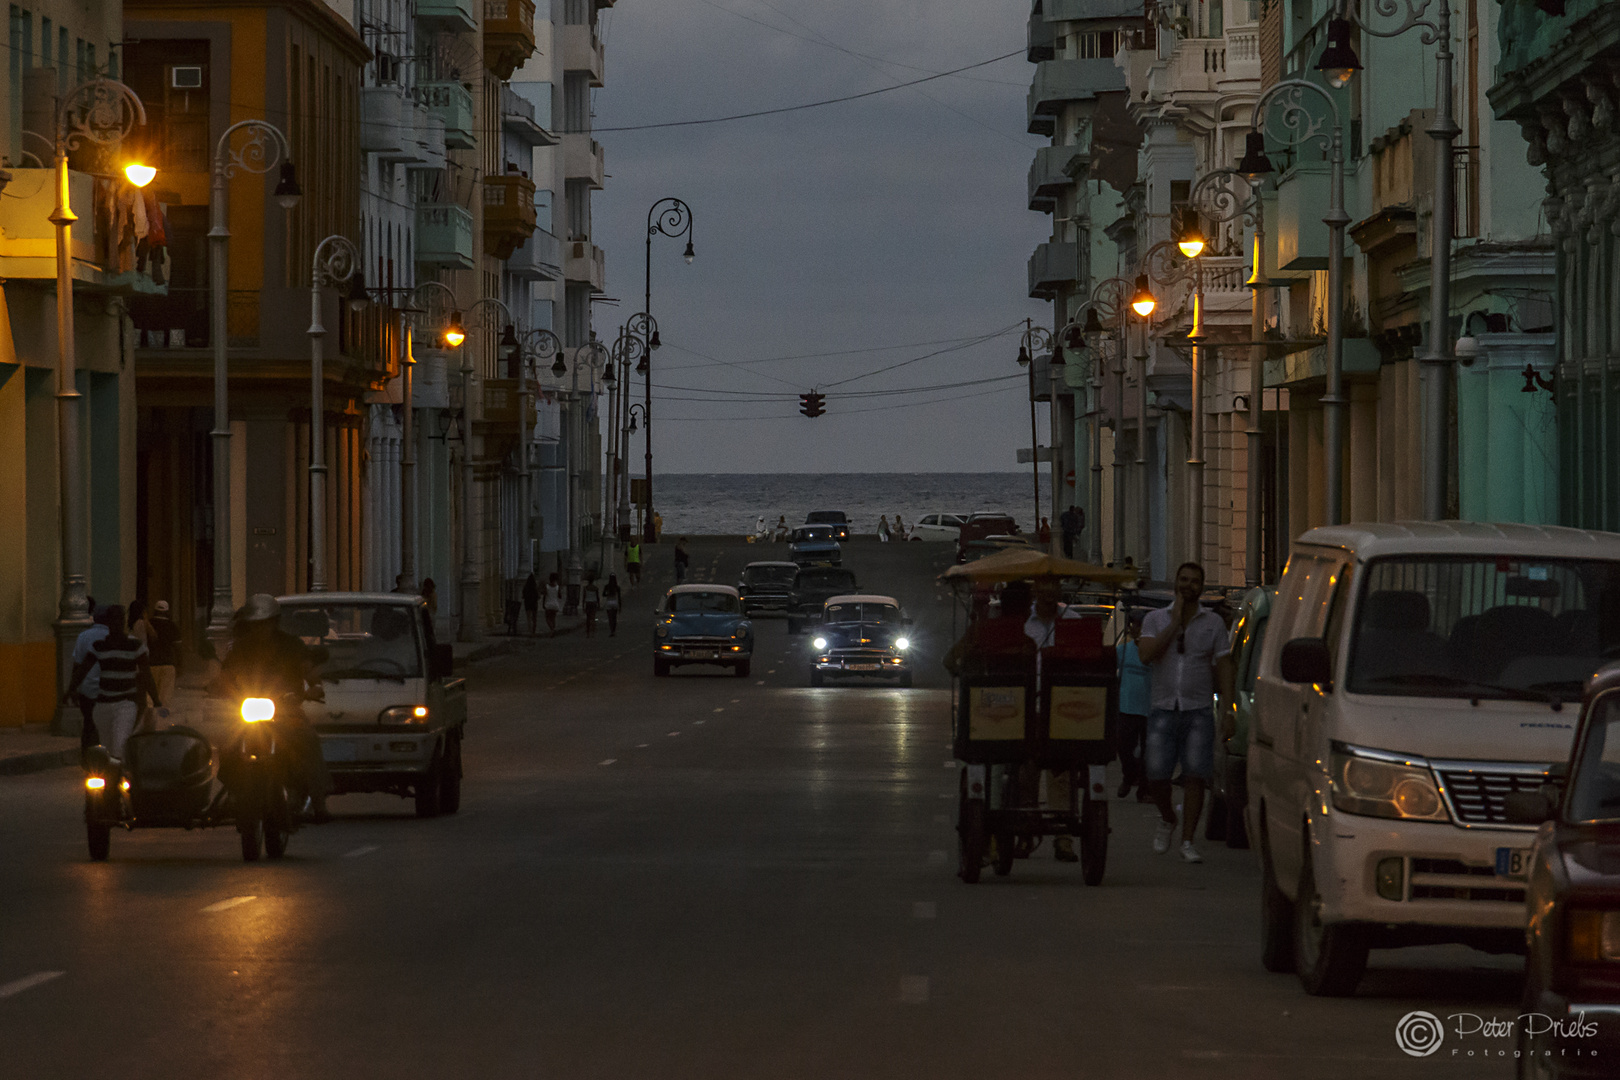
[789,524,842,567]
[1510,663,1620,1078]
[808,594,914,688]
[956,514,1021,562]
[959,533,1032,563]
[736,561,798,616]
[787,566,861,634]
[1208,587,1271,849]
[804,510,851,541]
[910,513,967,542]
[279,592,467,818]
[1250,522,1620,997]
[654,585,753,677]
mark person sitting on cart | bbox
[943,582,1035,677]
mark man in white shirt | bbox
[1137,562,1234,863]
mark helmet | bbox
[241,594,281,623]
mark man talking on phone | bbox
[1136,562,1234,863]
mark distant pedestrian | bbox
[652,511,664,542]
[68,605,160,761]
[878,515,891,542]
[1115,611,1151,800]
[582,577,601,637]
[522,572,540,635]
[1038,517,1052,547]
[128,600,153,649]
[1059,505,1083,559]
[148,601,181,711]
[754,515,768,541]
[392,573,406,593]
[674,538,690,584]
[774,516,788,542]
[893,514,907,541]
[70,601,109,750]
[624,541,643,587]
[544,573,563,635]
[604,574,622,636]
[421,578,439,621]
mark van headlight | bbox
[380,705,430,725]
[1329,746,1448,821]
[241,697,275,723]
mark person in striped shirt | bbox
[67,605,161,760]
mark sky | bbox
[590,0,1055,473]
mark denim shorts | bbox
[1143,707,1214,782]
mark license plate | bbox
[321,740,357,763]
[686,649,718,660]
[1495,847,1532,880]
[846,663,879,671]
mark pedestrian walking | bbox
[147,601,181,715]
[1038,517,1052,546]
[878,515,891,542]
[544,573,563,635]
[1115,611,1151,800]
[67,605,160,761]
[624,540,643,587]
[893,513,907,541]
[128,600,153,648]
[522,572,540,635]
[1136,562,1234,864]
[70,601,109,750]
[1059,505,1084,559]
[652,511,664,542]
[582,577,601,637]
[674,537,690,584]
[604,574,622,636]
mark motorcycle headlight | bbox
[813,636,829,651]
[894,636,910,651]
[1329,746,1448,821]
[380,705,430,725]
[85,776,106,790]
[241,697,275,723]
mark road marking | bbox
[693,720,705,725]
[926,850,947,866]
[667,731,681,737]
[939,793,953,800]
[0,971,64,999]
[343,845,379,858]
[766,669,776,674]
[899,975,930,1004]
[912,901,937,919]
[599,759,617,766]
[635,743,650,748]
[200,896,256,913]
[755,680,765,685]
[713,707,724,713]
[730,698,740,703]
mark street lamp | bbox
[611,315,655,543]
[1245,79,1348,527]
[49,78,148,711]
[399,280,464,597]
[306,235,361,592]
[1091,276,1134,567]
[517,327,563,585]
[1329,0,1457,521]
[452,295,521,643]
[1128,274,1157,572]
[644,197,694,543]
[1017,321,1054,543]
[565,337,610,610]
[1072,298,1117,566]
[205,119,300,650]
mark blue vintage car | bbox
[788,524,842,566]
[654,585,753,677]
[808,594,913,688]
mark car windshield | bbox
[806,512,847,524]
[744,565,797,585]
[669,592,739,614]
[1567,694,1620,823]
[825,603,899,623]
[794,527,836,542]
[1345,557,1620,701]
[280,603,422,680]
[798,571,857,591]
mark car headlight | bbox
[1328,746,1447,821]
[1569,910,1620,962]
[894,636,910,651]
[813,636,829,651]
[380,705,430,725]
[656,625,668,638]
[241,697,275,723]
[734,623,751,638]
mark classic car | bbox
[786,566,861,634]
[1511,663,1620,1077]
[807,594,913,687]
[1207,587,1270,849]
[789,524,843,567]
[736,561,799,615]
[804,510,851,540]
[956,515,1022,562]
[278,593,466,818]
[654,584,753,677]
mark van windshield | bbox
[280,603,423,681]
[1567,695,1620,823]
[1345,557,1620,701]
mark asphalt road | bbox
[0,538,1528,1078]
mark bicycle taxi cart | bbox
[940,550,1136,884]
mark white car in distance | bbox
[909,513,966,542]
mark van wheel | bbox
[415,755,443,818]
[1294,846,1369,996]
[898,671,913,688]
[810,669,824,688]
[787,619,801,635]
[734,660,751,678]
[439,735,463,815]
[1259,824,1295,973]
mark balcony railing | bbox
[1028,145,1083,212]
[483,174,538,260]
[416,203,475,270]
[1028,241,1081,300]
[416,0,476,30]
[130,288,260,349]
[415,81,475,149]
[483,0,537,80]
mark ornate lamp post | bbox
[306,236,362,592]
[1072,298,1118,566]
[1089,276,1134,566]
[611,314,655,543]
[205,120,302,648]
[643,198,692,543]
[519,327,564,582]
[50,78,151,707]
[1129,275,1158,575]
[1239,78,1347,527]
[453,296,521,642]
[558,337,609,609]
[1017,321,1054,541]
[397,280,464,596]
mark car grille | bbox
[1406,858,1527,903]
[1433,763,1553,826]
[673,636,735,646]
[829,648,894,660]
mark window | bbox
[563,71,589,134]
[565,179,589,240]
[1075,30,1119,59]
[1568,694,1620,823]
[564,0,589,25]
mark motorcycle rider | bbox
[212,594,332,822]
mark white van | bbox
[1248,523,1620,996]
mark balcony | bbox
[562,134,605,188]
[1027,59,1126,136]
[416,0,476,31]
[360,85,429,164]
[483,0,537,81]
[559,22,605,86]
[502,84,556,147]
[1027,7,1055,62]
[416,203,475,270]
[1028,241,1080,299]
[0,168,166,295]
[408,101,447,171]
[476,377,536,439]
[508,227,562,281]
[417,81,475,149]
[564,240,605,292]
[1028,145,1084,212]
[483,174,537,260]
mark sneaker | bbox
[1152,820,1174,854]
[1180,840,1203,863]
[1054,836,1078,863]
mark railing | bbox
[129,288,260,348]
[1227,27,1259,64]
[484,0,534,32]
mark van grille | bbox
[1433,763,1553,826]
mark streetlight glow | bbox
[1130,275,1157,318]
[123,163,156,188]
[443,312,466,348]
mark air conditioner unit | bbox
[171,66,202,89]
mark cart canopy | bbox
[940,549,1138,586]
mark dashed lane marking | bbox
[713,707,724,713]
[667,731,681,737]
[693,720,705,725]
[912,901,937,919]
[635,743,650,749]
[899,976,930,1004]
[755,680,765,685]
[938,793,954,799]
[343,845,379,858]
[730,698,740,703]
[599,759,617,766]
[200,896,257,913]
[0,971,64,999]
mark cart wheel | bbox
[87,820,110,862]
[239,816,263,862]
[1225,796,1249,850]
[957,783,986,884]
[1080,797,1108,886]
[993,831,1015,877]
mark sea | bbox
[652,472,1057,537]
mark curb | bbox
[0,747,79,777]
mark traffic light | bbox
[799,392,826,418]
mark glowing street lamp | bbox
[123,162,156,188]
[1130,275,1157,318]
